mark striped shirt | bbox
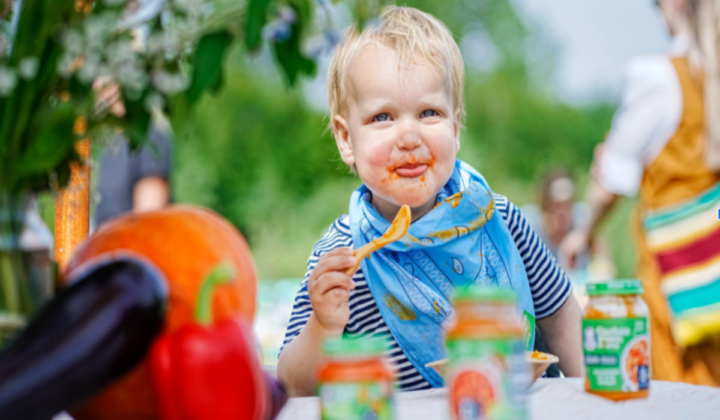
[280,194,572,391]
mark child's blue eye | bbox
[373,113,390,122]
[421,109,438,118]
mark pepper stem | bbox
[195,263,236,326]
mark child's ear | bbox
[333,115,355,165]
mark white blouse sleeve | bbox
[598,56,683,197]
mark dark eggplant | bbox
[0,255,168,420]
[264,371,288,420]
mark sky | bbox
[512,0,670,103]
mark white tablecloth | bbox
[276,378,720,420]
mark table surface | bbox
[276,378,720,420]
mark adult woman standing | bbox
[561,0,720,385]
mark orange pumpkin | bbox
[63,205,257,420]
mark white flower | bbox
[106,40,136,68]
[118,63,149,92]
[144,91,165,111]
[78,56,101,83]
[18,57,39,80]
[57,53,75,78]
[147,32,180,56]
[152,69,189,94]
[84,13,117,51]
[173,0,202,15]
[62,29,84,56]
[84,17,107,42]
[0,66,18,97]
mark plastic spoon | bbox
[346,205,412,276]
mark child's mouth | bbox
[395,163,428,178]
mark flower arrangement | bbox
[0,0,383,195]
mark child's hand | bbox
[308,248,357,335]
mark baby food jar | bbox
[446,286,530,420]
[318,336,394,420]
[583,279,650,401]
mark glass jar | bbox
[446,286,529,420]
[0,192,55,349]
[318,336,393,420]
[583,279,650,401]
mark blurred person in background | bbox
[92,2,173,228]
[524,169,615,282]
[523,169,615,377]
[93,77,172,228]
[560,0,720,385]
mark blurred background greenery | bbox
[40,0,641,281]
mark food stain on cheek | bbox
[384,294,417,321]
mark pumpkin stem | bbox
[195,263,236,325]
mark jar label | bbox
[320,381,392,420]
[583,317,650,392]
[522,311,536,350]
[446,338,529,420]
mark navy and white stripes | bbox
[280,194,572,391]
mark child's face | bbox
[333,43,460,221]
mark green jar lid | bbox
[451,285,517,304]
[586,279,643,296]
[323,336,387,358]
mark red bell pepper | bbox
[149,264,269,420]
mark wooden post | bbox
[54,118,90,271]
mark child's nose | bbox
[397,119,422,151]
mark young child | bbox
[277,6,582,396]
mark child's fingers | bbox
[322,247,355,259]
[328,287,350,304]
[315,272,355,296]
[314,252,357,275]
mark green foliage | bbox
[245,0,272,51]
[187,31,235,104]
[271,7,317,86]
[15,102,77,179]
[174,46,352,237]
[0,0,79,194]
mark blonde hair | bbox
[327,6,465,127]
[686,0,720,170]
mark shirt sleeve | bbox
[598,55,682,196]
[495,195,573,319]
[132,124,173,183]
